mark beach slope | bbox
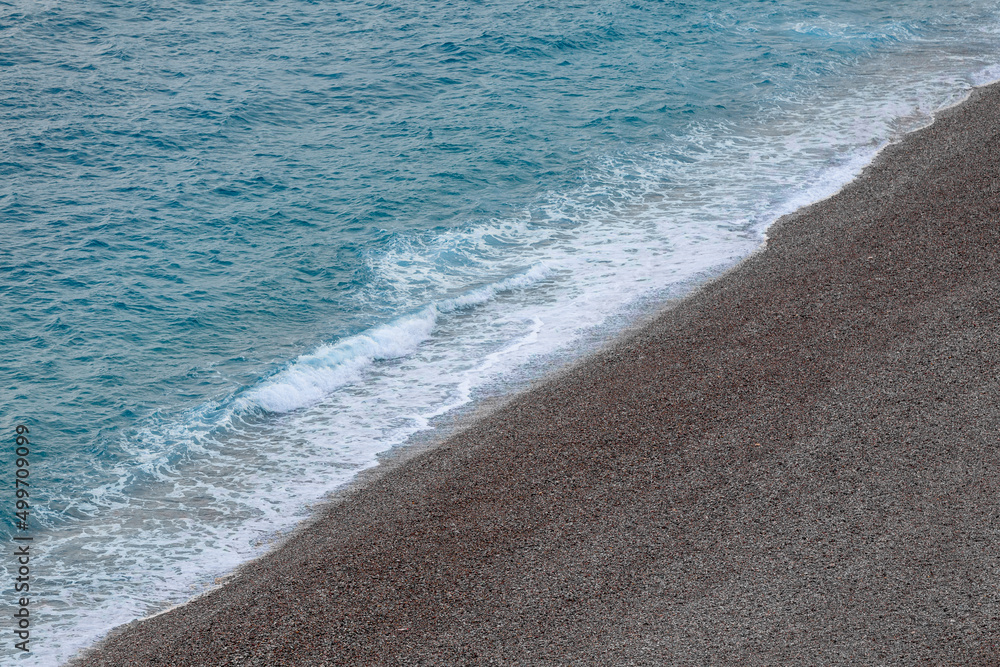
[72,83,1000,665]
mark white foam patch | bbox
[972,62,1000,86]
[243,263,552,413]
[788,20,914,43]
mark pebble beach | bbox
[69,81,1000,666]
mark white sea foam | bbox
[243,263,552,414]
[972,62,1000,86]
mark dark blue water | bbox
[3,0,1000,662]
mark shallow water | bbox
[3,0,1000,663]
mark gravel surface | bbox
[70,83,1000,666]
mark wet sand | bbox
[71,82,1000,665]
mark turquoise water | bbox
[3,0,1000,662]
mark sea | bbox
[3,0,1000,663]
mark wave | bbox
[242,263,552,413]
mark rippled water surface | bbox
[3,0,1000,663]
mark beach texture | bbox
[72,83,1000,665]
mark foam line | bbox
[243,264,551,414]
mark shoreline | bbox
[70,80,1000,665]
